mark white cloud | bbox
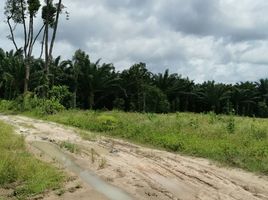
[0,0,268,83]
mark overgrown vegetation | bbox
[35,110,268,174]
[0,89,66,115]
[0,121,64,199]
[1,48,268,117]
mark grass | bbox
[60,141,80,154]
[33,110,268,175]
[0,121,64,200]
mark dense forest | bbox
[0,48,268,117]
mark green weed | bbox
[7,109,268,175]
[60,141,79,154]
[0,121,64,199]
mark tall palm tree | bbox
[256,79,268,104]
[0,50,25,99]
[231,82,259,116]
[197,81,231,113]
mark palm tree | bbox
[154,70,196,112]
[197,81,231,113]
[0,50,25,99]
[231,82,259,116]
[120,63,152,111]
[256,79,268,104]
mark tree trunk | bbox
[143,92,146,112]
[49,0,62,59]
[73,87,77,108]
[24,61,30,93]
[89,92,94,109]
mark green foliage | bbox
[4,0,26,23]
[0,95,65,115]
[0,46,268,117]
[251,125,267,140]
[226,115,235,134]
[27,0,41,16]
[37,98,65,115]
[42,1,57,26]
[0,100,17,112]
[143,84,170,113]
[41,110,268,174]
[0,121,64,199]
[96,115,119,131]
[208,111,217,124]
[60,141,79,153]
[257,102,268,118]
[113,98,125,110]
[49,85,72,108]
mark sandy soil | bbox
[1,114,268,200]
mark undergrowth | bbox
[0,121,64,199]
[38,110,268,175]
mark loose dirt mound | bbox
[1,114,268,200]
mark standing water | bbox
[31,141,133,200]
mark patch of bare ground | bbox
[1,114,268,200]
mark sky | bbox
[0,0,268,83]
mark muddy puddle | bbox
[31,141,133,200]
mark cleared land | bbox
[0,114,268,200]
[36,110,268,174]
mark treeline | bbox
[0,48,268,117]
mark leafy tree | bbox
[120,63,152,112]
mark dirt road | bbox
[1,114,268,200]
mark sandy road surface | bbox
[1,114,268,200]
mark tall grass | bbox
[39,110,268,174]
[0,121,64,199]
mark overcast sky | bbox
[1,0,268,83]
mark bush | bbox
[0,100,17,112]
[96,115,119,131]
[226,115,235,134]
[113,98,125,110]
[257,102,268,118]
[0,94,66,115]
[37,99,65,115]
[49,86,72,108]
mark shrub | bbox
[113,98,125,110]
[0,93,66,115]
[37,99,65,115]
[257,102,268,118]
[49,86,72,108]
[96,115,119,131]
[208,111,217,124]
[20,93,40,111]
[0,100,17,112]
[226,116,235,134]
